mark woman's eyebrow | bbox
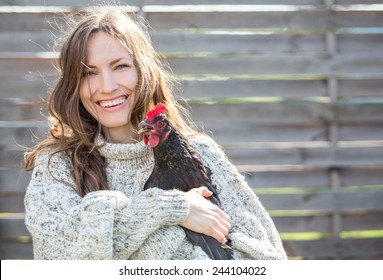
[83,57,132,69]
[109,57,133,65]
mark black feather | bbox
[143,125,234,260]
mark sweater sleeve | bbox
[24,151,189,259]
[190,135,287,260]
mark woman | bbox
[24,6,287,260]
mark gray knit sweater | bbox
[24,134,287,260]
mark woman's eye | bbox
[115,64,130,70]
[83,70,96,77]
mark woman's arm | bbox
[24,151,189,259]
[191,135,287,260]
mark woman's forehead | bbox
[85,31,133,65]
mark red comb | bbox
[146,103,167,121]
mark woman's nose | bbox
[100,71,118,94]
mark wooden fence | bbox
[1,0,383,259]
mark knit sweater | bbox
[24,134,287,260]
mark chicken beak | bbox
[138,120,153,134]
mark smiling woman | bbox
[22,6,287,260]
[80,32,138,143]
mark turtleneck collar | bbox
[96,135,152,160]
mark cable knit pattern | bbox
[24,135,287,260]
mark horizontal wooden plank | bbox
[2,165,382,194]
[225,146,383,166]
[152,32,325,53]
[0,208,381,239]
[141,0,322,5]
[0,214,382,259]
[0,0,141,6]
[0,31,327,53]
[180,79,329,99]
[0,99,48,122]
[339,79,383,98]
[203,123,328,143]
[0,78,52,99]
[1,52,383,76]
[0,31,57,53]
[2,0,377,7]
[0,169,30,193]
[0,58,59,78]
[156,32,383,55]
[2,77,383,101]
[1,123,327,147]
[204,122,383,143]
[0,8,138,32]
[1,120,383,147]
[142,0,381,5]
[342,212,383,231]
[1,99,383,129]
[2,123,383,148]
[0,150,25,170]
[0,241,33,260]
[2,185,382,212]
[0,12,60,32]
[1,8,383,33]
[0,193,26,212]
[247,167,383,189]
[284,238,383,259]
[0,215,29,238]
[0,78,329,100]
[140,1,383,7]
[1,237,382,260]
[146,10,383,30]
[273,215,332,233]
[338,34,383,52]
[0,214,328,240]
[2,28,381,54]
[340,169,383,188]
[259,191,383,211]
[205,123,381,142]
[4,212,380,243]
[247,169,329,189]
[189,103,383,125]
[274,212,383,233]
[169,54,383,75]
[0,126,47,147]
[4,145,383,170]
[1,162,382,194]
[339,124,383,141]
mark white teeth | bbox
[99,96,126,108]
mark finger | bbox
[219,209,231,222]
[195,186,213,198]
[210,203,231,222]
[216,213,231,234]
[212,228,228,244]
[205,210,231,239]
[213,221,230,239]
[219,217,231,233]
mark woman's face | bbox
[80,31,139,143]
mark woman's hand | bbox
[180,186,231,244]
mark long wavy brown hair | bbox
[25,7,197,197]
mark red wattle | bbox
[148,134,160,148]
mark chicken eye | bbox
[158,121,165,127]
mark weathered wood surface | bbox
[1,77,383,100]
[1,2,383,260]
[2,53,383,75]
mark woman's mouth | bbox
[98,96,127,108]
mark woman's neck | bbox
[102,125,139,144]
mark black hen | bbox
[138,103,233,260]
